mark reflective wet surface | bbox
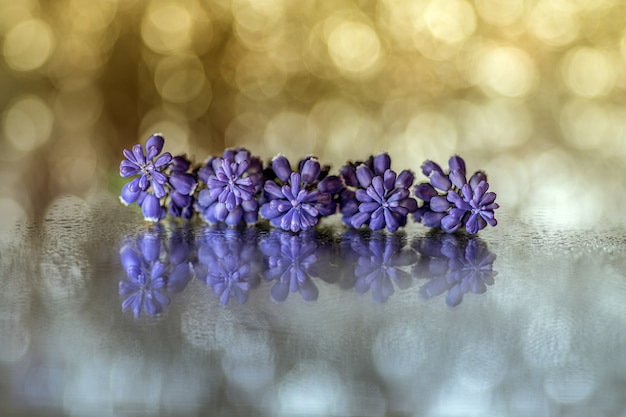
[1,194,626,416]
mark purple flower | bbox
[345,231,417,303]
[340,153,417,233]
[260,155,342,233]
[414,155,499,234]
[260,229,326,302]
[168,155,198,220]
[119,134,172,221]
[197,148,264,226]
[414,234,497,307]
[442,179,499,234]
[118,228,194,317]
[195,226,261,305]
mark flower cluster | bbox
[261,155,343,232]
[119,135,499,234]
[413,156,499,234]
[339,153,418,233]
[119,134,197,222]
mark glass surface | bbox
[1,194,624,416]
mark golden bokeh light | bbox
[527,1,580,47]
[424,0,476,44]
[155,54,207,103]
[562,47,615,98]
[327,20,382,79]
[3,19,54,72]
[3,95,53,153]
[474,0,524,27]
[0,0,625,219]
[473,45,537,98]
[141,1,194,54]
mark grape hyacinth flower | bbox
[414,155,499,234]
[168,154,198,220]
[119,134,172,222]
[196,148,264,226]
[340,153,418,233]
[260,155,343,233]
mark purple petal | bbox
[465,212,480,234]
[132,144,146,166]
[356,165,374,188]
[369,212,385,230]
[373,153,391,175]
[430,171,452,192]
[318,175,343,194]
[469,171,487,189]
[120,182,141,205]
[261,203,282,219]
[169,172,197,195]
[383,169,396,191]
[152,181,166,199]
[359,202,380,213]
[171,191,192,208]
[272,155,292,182]
[448,155,466,175]
[447,190,471,210]
[480,210,497,227]
[301,158,321,184]
[225,207,244,225]
[383,208,400,232]
[139,174,150,191]
[441,214,463,233]
[120,160,140,178]
[141,194,162,222]
[479,191,497,206]
[154,152,172,168]
[371,176,385,199]
[350,211,371,229]
[421,160,443,177]
[355,189,374,203]
[264,181,284,199]
[340,164,358,187]
[414,183,438,202]
[422,210,446,228]
[430,195,450,213]
[396,170,414,189]
[449,169,466,189]
[146,134,165,156]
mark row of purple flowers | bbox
[119,226,497,317]
[120,135,499,234]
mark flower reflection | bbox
[413,233,497,307]
[343,231,418,303]
[260,230,333,302]
[119,227,194,317]
[195,226,261,305]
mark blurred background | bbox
[1,0,625,226]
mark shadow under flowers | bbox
[413,232,498,307]
[119,226,195,317]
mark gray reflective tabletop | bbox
[1,194,625,416]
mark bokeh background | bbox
[1,0,625,227]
